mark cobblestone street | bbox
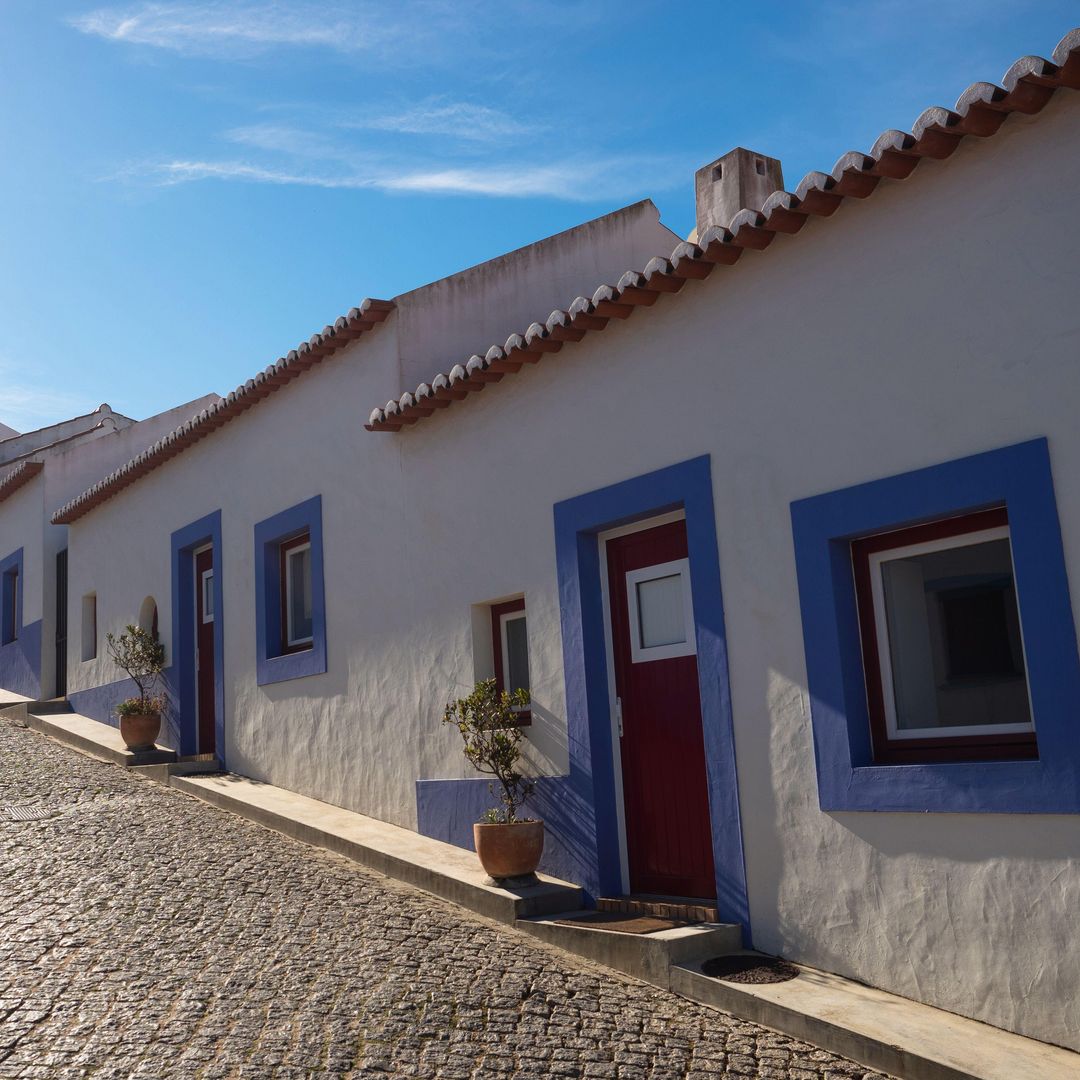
[0,721,889,1079]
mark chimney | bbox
[693,147,784,239]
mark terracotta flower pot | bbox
[473,820,544,880]
[119,712,161,752]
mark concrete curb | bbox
[670,962,1080,1080]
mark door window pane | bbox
[636,573,686,649]
[202,570,214,622]
[287,545,313,644]
[880,537,1030,732]
[503,614,530,693]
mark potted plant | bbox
[443,678,543,881]
[106,624,167,752]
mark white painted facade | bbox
[31,91,1080,1051]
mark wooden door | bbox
[606,519,716,899]
[195,547,216,754]
[55,549,67,698]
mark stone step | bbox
[597,895,719,923]
[170,772,583,925]
[131,757,223,784]
[25,697,74,716]
[516,910,742,991]
[672,956,1080,1080]
[2,703,177,766]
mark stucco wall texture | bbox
[62,95,1080,1050]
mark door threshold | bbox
[598,894,720,924]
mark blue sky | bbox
[2,1,1076,429]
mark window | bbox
[625,559,696,663]
[81,594,97,661]
[1,565,17,645]
[790,438,1080,814]
[254,496,326,685]
[201,569,214,623]
[280,533,313,653]
[491,598,531,724]
[852,508,1035,764]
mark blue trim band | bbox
[170,511,224,759]
[791,438,1080,813]
[254,495,327,685]
[0,548,39,698]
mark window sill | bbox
[872,736,1038,766]
[256,643,326,686]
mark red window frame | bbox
[490,597,531,726]
[279,531,313,656]
[851,506,1037,765]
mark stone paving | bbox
[0,720,892,1079]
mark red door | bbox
[195,547,216,755]
[606,519,716,899]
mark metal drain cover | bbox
[2,805,56,822]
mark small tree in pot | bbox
[443,678,542,881]
[106,624,166,751]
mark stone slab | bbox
[10,706,177,767]
[171,772,583,924]
[518,912,742,991]
[130,758,223,785]
[672,958,1080,1080]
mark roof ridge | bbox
[52,297,395,525]
[364,26,1080,433]
[0,460,45,504]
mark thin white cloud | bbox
[70,2,405,57]
[356,101,536,141]
[0,363,89,431]
[116,153,681,201]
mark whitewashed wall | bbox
[65,93,1080,1050]
[0,477,44,627]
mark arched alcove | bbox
[138,596,159,642]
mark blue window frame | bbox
[790,438,1080,814]
[0,548,22,646]
[254,495,327,685]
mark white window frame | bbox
[625,557,696,664]
[200,568,215,625]
[867,523,1035,741]
[284,540,314,648]
[499,609,529,694]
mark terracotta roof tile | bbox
[366,28,1078,433]
[52,298,394,524]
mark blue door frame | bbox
[552,455,751,929]
[170,511,224,759]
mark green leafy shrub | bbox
[106,624,166,718]
[443,678,534,824]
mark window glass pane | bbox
[288,547,313,642]
[504,615,530,693]
[880,537,1030,731]
[203,572,213,620]
[636,573,686,649]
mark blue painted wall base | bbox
[0,618,42,700]
[68,668,182,750]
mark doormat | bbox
[701,954,800,984]
[553,911,684,934]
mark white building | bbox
[0,398,218,699]
[13,28,1080,1053]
